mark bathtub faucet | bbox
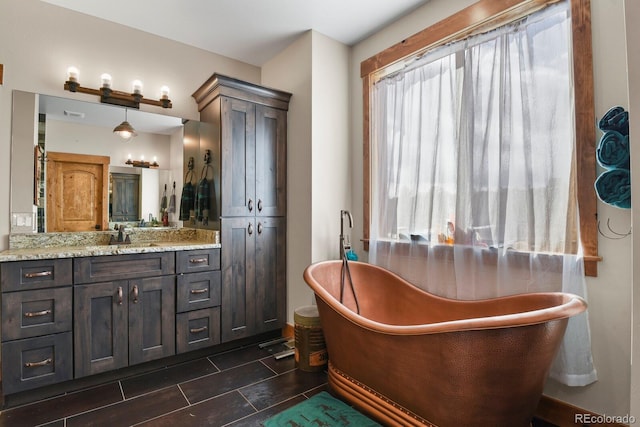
[340,210,353,259]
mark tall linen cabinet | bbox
[193,74,291,343]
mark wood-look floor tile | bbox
[66,386,187,427]
[0,382,122,427]
[225,395,307,427]
[121,358,219,398]
[240,369,328,411]
[38,420,64,427]
[260,352,296,374]
[180,361,275,404]
[137,390,256,427]
[209,342,288,371]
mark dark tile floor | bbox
[0,341,328,427]
[0,340,560,427]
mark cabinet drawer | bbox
[74,252,175,284]
[1,259,72,292]
[176,249,220,274]
[2,287,72,341]
[176,271,221,313]
[2,332,73,395]
[176,307,220,354]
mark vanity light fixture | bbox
[125,153,159,168]
[64,66,172,109]
[113,108,137,142]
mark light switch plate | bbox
[11,212,35,232]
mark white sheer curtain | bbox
[369,2,596,386]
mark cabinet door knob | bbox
[117,287,123,305]
[257,199,263,212]
[132,285,139,304]
[257,222,263,235]
[248,199,254,212]
[248,223,253,235]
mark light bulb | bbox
[67,66,79,82]
[101,73,112,88]
[160,85,170,99]
[132,80,143,95]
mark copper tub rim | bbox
[303,260,587,336]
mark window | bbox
[361,0,600,275]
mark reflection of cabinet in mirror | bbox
[110,173,140,222]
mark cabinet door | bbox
[74,281,128,378]
[221,97,256,217]
[128,276,175,365]
[221,217,256,342]
[254,217,287,334]
[255,105,287,217]
[111,174,140,222]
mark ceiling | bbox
[39,94,184,135]
[41,0,430,66]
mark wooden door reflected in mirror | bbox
[45,152,109,232]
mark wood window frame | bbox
[360,0,600,276]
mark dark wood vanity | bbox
[0,248,218,394]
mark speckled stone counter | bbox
[1,228,221,262]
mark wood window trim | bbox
[360,0,601,276]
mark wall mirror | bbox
[10,91,195,233]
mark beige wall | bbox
[310,32,351,264]
[349,0,634,417]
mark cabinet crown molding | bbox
[192,73,292,112]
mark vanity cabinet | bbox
[193,74,290,344]
[0,259,73,394]
[175,249,221,353]
[73,252,175,378]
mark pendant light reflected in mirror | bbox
[113,108,137,142]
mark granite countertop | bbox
[0,228,221,262]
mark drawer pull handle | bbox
[190,288,208,295]
[189,258,208,264]
[117,287,123,305]
[190,326,208,334]
[24,309,52,318]
[24,271,52,279]
[132,285,139,304]
[25,358,52,368]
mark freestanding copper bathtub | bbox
[303,260,587,427]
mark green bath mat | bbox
[264,391,381,426]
